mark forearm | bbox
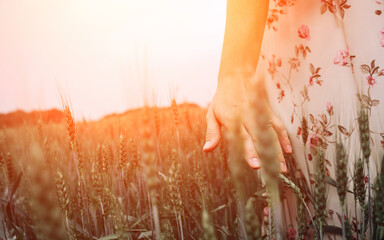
[218,0,269,86]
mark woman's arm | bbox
[219,0,269,82]
[204,0,291,171]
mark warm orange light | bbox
[0,0,226,120]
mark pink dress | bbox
[255,0,384,238]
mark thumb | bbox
[203,108,221,152]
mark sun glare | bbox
[0,0,226,119]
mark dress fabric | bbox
[255,0,384,237]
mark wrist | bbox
[217,68,254,90]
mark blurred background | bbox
[0,0,226,120]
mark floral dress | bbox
[255,0,384,238]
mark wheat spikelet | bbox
[113,210,127,238]
[335,141,348,207]
[344,218,354,240]
[245,197,261,240]
[335,140,349,239]
[74,181,84,218]
[37,119,44,141]
[314,149,326,240]
[154,105,160,137]
[171,99,179,128]
[75,139,84,175]
[102,187,114,217]
[297,197,307,240]
[185,107,193,132]
[353,158,366,207]
[63,103,85,190]
[0,151,4,170]
[96,144,103,173]
[129,138,139,171]
[202,209,217,240]
[280,174,304,201]
[118,134,127,172]
[0,151,5,203]
[112,200,128,238]
[354,156,368,239]
[358,105,374,239]
[42,137,53,169]
[5,152,14,187]
[55,170,69,216]
[301,117,309,145]
[373,155,384,239]
[91,163,102,200]
[358,107,371,162]
[102,144,109,173]
[168,149,183,214]
[161,219,176,240]
[195,161,207,200]
[64,105,76,150]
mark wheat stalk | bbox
[227,116,247,239]
[279,173,316,232]
[250,81,281,239]
[141,107,161,240]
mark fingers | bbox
[242,112,288,173]
[203,102,289,173]
[242,126,287,172]
[241,126,261,169]
[203,108,221,152]
[277,151,288,173]
[271,114,292,154]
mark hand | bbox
[203,78,292,172]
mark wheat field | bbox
[0,100,383,240]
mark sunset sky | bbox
[0,0,226,120]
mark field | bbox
[0,100,383,240]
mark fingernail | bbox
[263,207,269,217]
[249,158,261,169]
[280,161,287,173]
[203,141,211,151]
[286,144,292,153]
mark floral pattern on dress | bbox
[379,27,384,47]
[333,49,350,66]
[266,0,296,31]
[265,24,318,122]
[262,0,384,239]
[375,0,384,15]
[320,0,350,18]
[260,1,384,236]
